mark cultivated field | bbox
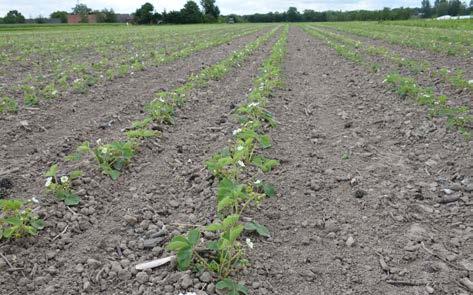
[0,21,472,295]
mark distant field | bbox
[384,18,473,30]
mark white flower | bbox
[246,238,254,249]
[232,128,242,136]
[468,80,473,85]
[237,160,245,167]
[254,180,262,185]
[248,102,259,107]
[100,147,109,154]
[96,138,102,145]
[60,176,69,183]
[236,145,244,151]
[31,197,39,204]
[45,177,53,187]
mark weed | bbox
[0,199,44,240]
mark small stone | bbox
[199,271,212,283]
[346,236,355,247]
[425,286,434,294]
[180,274,193,289]
[83,281,91,291]
[169,200,179,208]
[124,214,138,225]
[136,271,149,284]
[353,189,367,199]
[86,258,101,268]
[143,237,163,248]
[110,261,123,272]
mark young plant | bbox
[0,96,18,114]
[71,141,137,180]
[44,164,82,206]
[0,199,44,240]
[146,98,175,125]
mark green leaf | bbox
[3,227,15,238]
[216,278,248,295]
[167,236,190,251]
[176,248,193,271]
[262,183,276,197]
[4,216,21,226]
[217,196,236,212]
[229,224,244,242]
[206,223,222,232]
[258,134,272,149]
[69,170,83,180]
[30,218,45,230]
[187,229,200,246]
[45,164,58,177]
[221,214,240,231]
[64,193,80,206]
[207,241,219,251]
[244,221,271,238]
[108,169,120,181]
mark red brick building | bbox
[67,14,97,23]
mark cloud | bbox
[0,0,421,18]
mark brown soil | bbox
[1,26,472,295]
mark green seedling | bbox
[0,199,44,240]
[44,164,83,206]
[126,129,160,139]
[0,96,18,114]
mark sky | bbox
[1,0,422,18]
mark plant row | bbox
[316,22,472,56]
[0,25,264,114]
[310,25,473,92]
[302,25,473,138]
[166,25,288,295]
[0,26,280,241]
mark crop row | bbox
[302,25,473,138]
[166,24,289,294]
[316,22,472,56]
[0,26,280,241]
[0,25,265,114]
[309,25,473,92]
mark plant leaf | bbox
[187,229,200,246]
[45,164,58,177]
[244,221,271,238]
[216,278,248,295]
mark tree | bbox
[72,3,91,15]
[436,0,449,16]
[421,0,433,17]
[201,0,220,22]
[181,1,203,23]
[286,7,301,21]
[96,8,117,23]
[448,0,466,15]
[133,2,155,24]
[3,10,25,24]
[50,11,68,23]
[72,3,91,23]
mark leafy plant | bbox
[251,155,279,173]
[0,96,18,114]
[244,220,270,238]
[73,141,137,180]
[216,278,248,295]
[0,199,44,240]
[44,164,83,205]
[146,98,175,125]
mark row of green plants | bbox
[302,25,472,138]
[0,26,280,242]
[316,22,472,56]
[166,25,288,295]
[309,25,473,92]
[0,25,265,112]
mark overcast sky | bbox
[1,0,422,18]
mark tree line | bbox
[1,0,472,24]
